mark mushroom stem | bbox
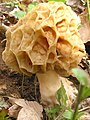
[36,70,61,106]
[36,70,77,106]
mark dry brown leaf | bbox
[0,82,7,97]
[9,97,43,120]
[0,81,7,90]
[79,112,90,120]
[66,0,85,12]
[79,10,90,43]
[66,0,76,6]
[8,104,21,118]
[27,101,43,118]
[17,107,42,120]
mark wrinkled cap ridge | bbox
[2,2,85,76]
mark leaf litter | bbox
[8,97,43,120]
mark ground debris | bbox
[8,97,43,120]
[79,10,90,44]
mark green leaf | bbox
[12,10,26,19]
[45,105,60,115]
[27,3,36,12]
[79,85,90,101]
[0,111,7,120]
[48,0,66,3]
[72,68,88,86]
[0,99,8,110]
[76,112,84,120]
[86,0,90,22]
[45,105,60,120]
[56,82,68,107]
[78,24,82,29]
[63,110,73,120]
[18,2,26,9]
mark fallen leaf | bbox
[0,82,7,96]
[27,101,43,118]
[9,97,43,120]
[17,107,42,120]
[79,112,90,120]
[8,104,21,118]
[79,10,90,43]
[66,0,76,6]
[0,81,7,90]
[66,0,85,12]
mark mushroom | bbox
[2,2,86,106]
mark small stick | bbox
[21,74,24,96]
[79,106,90,112]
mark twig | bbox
[79,106,90,112]
[34,75,38,101]
[21,74,24,96]
[86,0,90,22]
[1,39,6,43]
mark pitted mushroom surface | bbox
[2,2,85,76]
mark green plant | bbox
[81,0,90,22]
[45,68,90,120]
[48,0,66,3]
[86,0,90,21]
[71,68,90,120]
[45,82,69,120]
[0,110,9,120]
[10,1,37,19]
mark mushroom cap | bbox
[2,2,85,76]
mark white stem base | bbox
[37,70,61,106]
[37,70,77,106]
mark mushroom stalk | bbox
[37,70,61,106]
[37,70,77,106]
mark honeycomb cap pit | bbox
[2,2,86,76]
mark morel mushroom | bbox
[2,2,85,106]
